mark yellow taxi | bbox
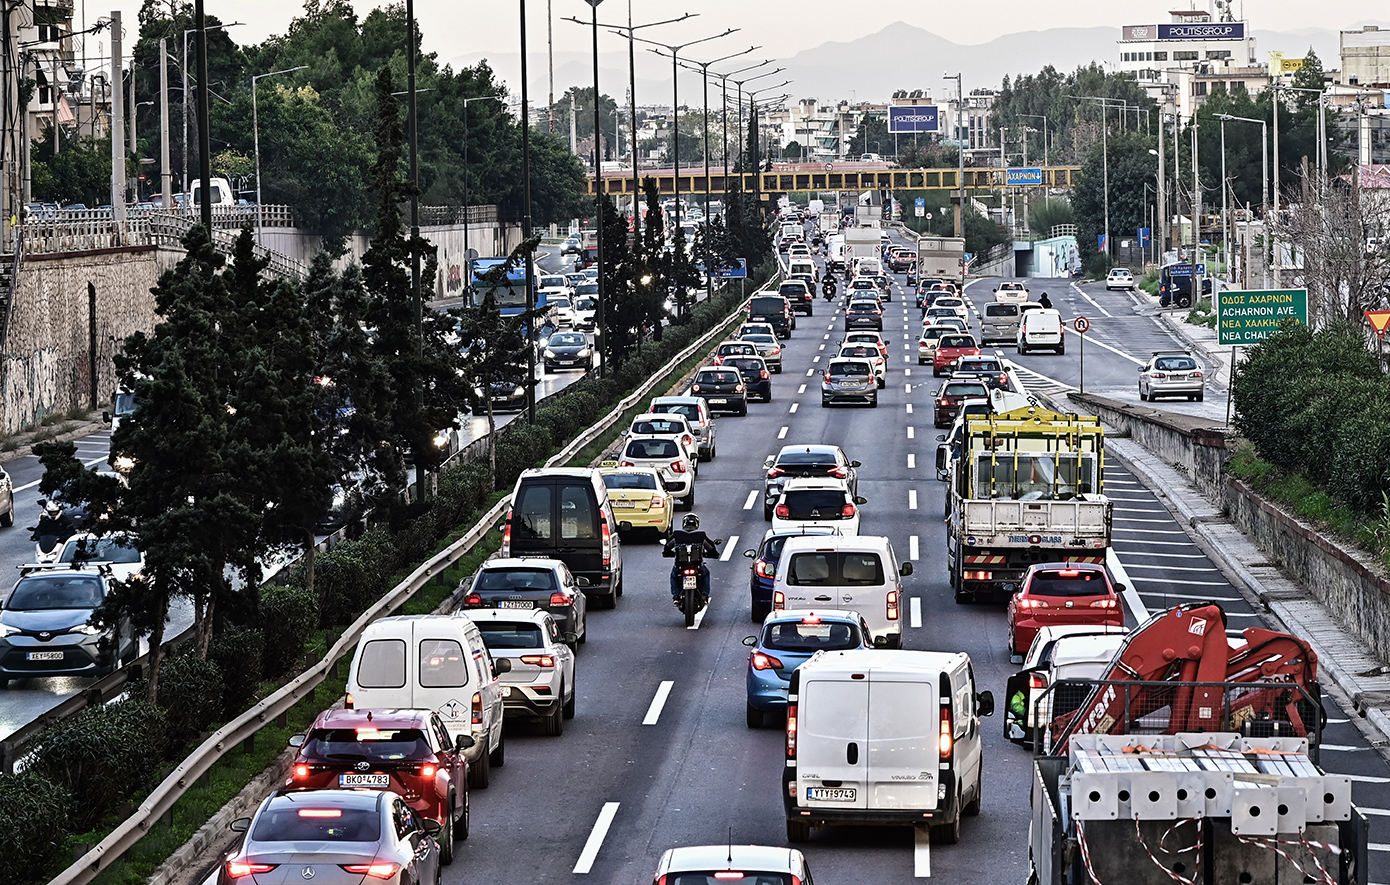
[597,466,674,536]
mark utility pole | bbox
[406,0,425,491]
[111,10,125,228]
[1192,120,1203,303]
[586,0,606,377]
[159,38,172,208]
[521,0,537,423]
[194,0,213,230]
[546,0,554,134]
[1156,110,1167,263]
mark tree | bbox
[550,86,621,146]
[1072,130,1156,274]
[1277,171,1390,326]
[781,140,802,161]
[990,64,1154,166]
[631,178,670,343]
[29,130,113,207]
[596,195,635,368]
[848,113,890,159]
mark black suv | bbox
[844,299,883,331]
[749,295,794,339]
[779,280,815,316]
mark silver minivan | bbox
[979,302,1022,344]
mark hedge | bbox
[0,772,71,870]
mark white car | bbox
[1004,626,1129,745]
[572,296,596,331]
[537,274,572,301]
[56,532,145,584]
[1105,268,1137,290]
[933,296,970,320]
[771,477,864,536]
[547,295,576,327]
[993,281,1030,304]
[0,465,13,527]
[653,846,814,885]
[624,412,700,469]
[466,609,576,736]
[615,435,696,509]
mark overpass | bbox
[584,165,1082,198]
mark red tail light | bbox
[841,503,856,518]
[887,590,899,621]
[620,459,635,467]
[767,466,785,478]
[773,590,785,611]
[1017,598,1049,609]
[1090,598,1119,609]
[472,692,483,725]
[227,862,278,879]
[1000,373,1009,386]
[682,434,693,447]
[829,467,847,478]
[822,372,831,382]
[775,503,790,519]
[1029,672,1049,690]
[649,495,665,509]
[464,592,482,606]
[601,519,612,569]
[521,655,556,668]
[501,510,512,556]
[345,692,354,709]
[293,764,310,780]
[549,592,571,606]
[691,384,702,393]
[670,461,687,473]
[341,863,401,880]
[786,703,798,758]
[940,706,953,758]
[761,370,769,379]
[755,560,776,579]
[735,384,745,393]
[1150,372,1166,379]
[751,652,784,670]
[939,398,949,407]
[420,763,437,779]
[1056,569,1081,577]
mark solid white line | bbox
[1346,774,1390,784]
[721,536,739,562]
[573,802,621,873]
[908,454,916,469]
[14,457,107,491]
[910,596,923,629]
[778,426,788,439]
[1072,282,1113,318]
[798,384,807,394]
[1130,577,1232,587]
[1318,744,1367,752]
[1123,563,1222,572]
[907,427,915,439]
[1108,548,1148,621]
[642,682,674,725]
[1136,591,1241,603]
[908,489,918,510]
[910,535,920,560]
[915,825,931,877]
[743,490,759,510]
[789,403,799,414]
[1112,517,1175,524]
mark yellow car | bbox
[598,467,674,535]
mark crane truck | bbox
[939,404,1111,603]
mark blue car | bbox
[743,527,841,621]
[743,610,871,727]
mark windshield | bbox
[7,574,104,610]
[778,451,837,466]
[652,403,701,423]
[113,392,139,416]
[943,383,988,398]
[300,727,431,764]
[744,335,776,345]
[976,453,1097,499]
[59,536,141,564]
[633,418,686,435]
[940,336,975,348]
[476,622,546,649]
[575,297,596,311]
[725,358,763,372]
[840,346,877,359]
[763,619,862,652]
[626,438,680,459]
[696,371,739,385]
[1154,357,1197,371]
[540,276,566,289]
[550,297,571,309]
[575,283,599,297]
[828,362,871,377]
[549,333,586,347]
[476,568,557,592]
[603,472,659,491]
[251,803,381,843]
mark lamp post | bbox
[744,83,791,218]
[1215,113,1269,288]
[520,0,537,422]
[1069,95,1128,262]
[1020,113,1049,206]
[183,21,242,195]
[708,59,772,180]
[461,96,503,290]
[728,67,784,179]
[252,66,307,245]
[944,72,964,238]
[584,0,608,377]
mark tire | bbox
[786,819,812,843]
[563,676,577,719]
[439,800,455,865]
[598,591,617,610]
[738,404,748,416]
[686,486,695,509]
[1057,346,1065,354]
[877,378,885,389]
[870,395,878,408]
[489,730,505,767]
[1139,387,1148,402]
[468,741,491,789]
[918,358,927,365]
[544,691,565,736]
[683,586,697,628]
[457,787,470,841]
[1196,392,1205,402]
[932,798,962,844]
[746,702,765,729]
[0,501,12,527]
[821,397,830,408]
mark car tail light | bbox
[472,692,483,725]
[501,510,512,556]
[751,652,783,670]
[1056,569,1080,577]
[691,384,701,393]
[293,763,310,779]
[649,495,666,509]
[939,706,953,759]
[226,862,278,879]
[714,874,747,881]
[761,370,769,380]
[1017,598,1049,609]
[887,590,899,621]
[1000,373,1009,387]
[822,372,832,382]
[1090,598,1119,609]
[420,763,437,779]
[549,592,572,606]
[521,655,556,668]
[620,459,635,467]
[775,503,789,519]
[601,519,612,569]
[829,467,848,478]
[964,570,992,581]
[345,692,354,709]
[1029,672,1050,690]
[786,703,798,758]
[671,460,687,473]
[464,592,482,606]
[755,560,775,579]
[939,397,949,407]
[341,863,402,880]
[1151,372,1166,379]
[1192,371,1203,378]
[767,466,785,478]
[682,434,693,447]
[841,503,856,518]
[773,590,785,611]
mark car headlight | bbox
[0,623,21,638]
[576,348,590,357]
[114,454,137,472]
[544,349,557,358]
[75,623,103,635]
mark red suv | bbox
[933,333,981,376]
[1006,563,1124,658]
[284,708,473,864]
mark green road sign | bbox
[1216,288,1308,346]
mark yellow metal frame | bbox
[963,406,1107,500]
[583,166,1082,197]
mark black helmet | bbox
[682,513,701,531]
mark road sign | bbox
[1166,263,1206,276]
[887,105,940,134]
[1005,168,1043,187]
[925,212,933,220]
[711,258,747,279]
[1216,288,1308,346]
[914,198,925,217]
[1073,316,1091,333]
[1366,309,1390,338]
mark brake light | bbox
[341,863,401,880]
[964,570,992,581]
[521,655,556,668]
[472,692,483,725]
[887,590,899,621]
[735,384,745,393]
[691,384,701,393]
[420,763,437,779]
[761,370,769,379]
[751,652,784,670]
[345,692,354,709]
[549,592,571,606]
[601,519,612,569]
[1029,672,1049,690]
[1192,371,1203,378]
[226,862,278,879]
[940,706,953,758]
[1056,569,1080,577]
[841,503,856,518]
[294,764,310,779]
[298,809,342,817]
[822,372,831,382]
[767,466,785,478]
[939,398,949,407]
[773,590,785,611]
[620,459,635,467]
[786,703,798,758]
[714,874,747,881]
[1150,372,1166,379]
[1090,598,1119,609]
[671,461,687,473]
[801,615,821,625]
[649,495,665,509]
[755,560,776,579]
[1000,373,1009,386]
[775,503,790,519]
[829,467,848,478]
[465,592,482,606]
[501,510,512,556]
[682,434,693,447]
[1017,598,1049,609]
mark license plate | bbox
[682,575,698,589]
[807,787,856,802]
[497,600,534,609]
[708,398,727,404]
[558,360,575,365]
[338,773,389,787]
[26,651,63,661]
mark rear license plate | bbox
[497,600,534,609]
[708,398,727,404]
[338,773,389,787]
[682,575,698,590]
[26,651,63,661]
[807,787,856,802]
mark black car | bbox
[721,355,772,403]
[543,331,593,372]
[761,443,861,520]
[1159,264,1212,308]
[779,280,815,316]
[462,560,588,647]
[844,299,883,331]
[690,367,747,415]
[748,294,794,339]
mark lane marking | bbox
[689,601,710,629]
[778,426,788,439]
[1071,282,1113,318]
[1346,775,1390,784]
[819,343,825,351]
[904,368,911,376]
[789,403,799,414]
[1137,591,1242,603]
[823,333,829,340]
[904,383,911,393]
[573,802,621,873]
[915,825,931,877]
[742,490,759,510]
[903,354,910,363]
[1107,548,1148,622]
[907,427,915,439]
[906,403,913,414]
[1123,563,1223,572]
[14,457,106,491]
[1130,578,1232,587]
[910,596,923,629]
[813,355,821,363]
[910,535,920,560]
[721,536,739,562]
[1318,745,1368,752]
[908,454,916,469]
[806,369,814,376]
[642,682,674,725]
[826,323,834,330]
[908,489,918,510]
[798,384,807,394]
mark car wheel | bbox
[918,358,927,365]
[1139,386,1148,402]
[599,590,617,610]
[544,687,565,736]
[821,397,830,408]
[489,730,505,767]
[738,404,748,416]
[439,797,456,865]
[0,500,12,527]
[877,378,885,389]
[870,395,878,408]
[468,741,491,789]
[1057,346,1065,354]
[686,487,695,509]
[1196,391,1205,402]
[564,674,577,719]
[457,787,469,841]
[932,798,962,845]
[746,702,766,729]
[786,819,812,843]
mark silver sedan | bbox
[1138,352,1205,402]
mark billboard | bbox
[1122,24,1158,41]
[888,105,940,134]
[1158,22,1246,40]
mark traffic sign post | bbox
[1074,316,1090,393]
[914,197,925,218]
[1005,168,1043,187]
[1365,309,1390,338]
[1215,288,1308,346]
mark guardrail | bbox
[48,266,781,885]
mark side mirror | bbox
[853,496,868,506]
[422,818,443,837]
[1138,366,1145,373]
[563,632,579,644]
[1114,583,1127,592]
[763,455,775,469]
[743,549,756,559]
[287,734,305,748]
[742,636,757,646]
[899,562,914,577]
[575,576,592,587]
[933,388,942,397]
[455,733,476,751]
[936,447,948,472]
[850,460,862,468]
[936,434,947,442]
[495,521,507,534]
[493,658,512,676]
[230,817,251,833]
[101,411,111,424]
[977,690,996,718]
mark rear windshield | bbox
[252,804,382,843]
[300,728,431,764]
[840,346,877,359]
[718,343,755,354]
[549,332,585,346]
[476,568,557,592]
[1154,357,1197,371]
[786,551,886,585]
[696,370,739,385]
[762,619,863,652]
[725,358,763,372]
[603,472,659,491]
[944,383,988,398]
[1029,571,1112,597]
[750,296,787,313]
[781,489,848,519]
[777,451,837,466]
[575,298,596,310]
[849,301,878,311]
[920,328,949,342]
[540,276,566,288]
[632,418,686,435]
[626,438,680,459]
[7,575,104,610]
[779,283,809,295]
[958,359,1002,372]
[476,622,546,649]
[744,335,776,345]
[985,304,1018,317]
[651,403,700,423]
[827,361,871,377]
[940,336,975,348]
[575,283,599,296]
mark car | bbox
[689,366,748,416]
[537,274,572,302]
[743,527,844,620]
[599,467,674,536]
[917,324,954,365]
[625,412,700,466]
[55,532,144,584]
[546,295,577,327]
[0,564,137,686]
[980,301,1023,344]
[1139,351,1205,402]
[934,397,994,480]
[542,331,593,372]
[932,296,969,320]
[748,293,795,338]
[0,465,12,527]
[483,377,528,411]
[614,436,695,509]
[924,304,960,326]
[887,249,916,272]
[652,845,815,885]
[870,273,892,302]
[713,340,759,365]
[743,610,872,726]
[842,330,888,358]
[843,299,883,331]
[779,280,815,316]
[561,235,582,255]
[501,468,624,608]
[572,295,597,331]
[933,377,990,428]
[649,395,717,461]
[459,557,588,647]
[993,280,1030,304]
[770,477,865,537]
[1106,268,1137,290]
[952,355,1014,391]
[738,321,776,338]
[761,444,860,521]
[282,708,470,863]
[820,357,878,408]
[1003,625,1129,745]
[933,333,981,376]
[224,789,441,885]
[1017,308,1065,355]
[740,332,783,373]
[1006,562,1124,658]
[848,277,880,300]
[836,342,886,388]
[468,609,577,734]
[720,354,773,403]
[563,271,588,288]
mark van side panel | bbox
[796,678,869,810]
[867,677,939,810]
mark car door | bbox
[547,617,576,695]
[412,622,473,741]
[396,799,440,884]
[797,675,869,809]
[431,713,466,808]
[866,672,938,810]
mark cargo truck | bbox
[915,235,966,290]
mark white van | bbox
[346,614,511,788]
[1017,308,1065,355]
[852,256,883,277]
[772,535,907,648]
[788,258,817,282]
[827,235,846,270]
[189,175,236,207]
[783,649,994,844]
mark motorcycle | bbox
[670,539,721,627]
[28,500,75,565]
[822,278,837,301]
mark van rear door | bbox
[867,672,940,810]
[411,619,477,741]
[780,548,843,611]
[797,675,869,809]
[835,548,892,631]
[555,479,604,587]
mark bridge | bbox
[584,165,1082,198]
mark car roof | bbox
[781,533,890,553]
[633,412,690,424]
[659,845,804,875]
[761,609,863,627]
[308,707,433,730]
[798,648,967,677]
[651,395,702,405]
[1051,634,1127,667]
[777,444,840,456]
[258,788,382,818]
[781,477,850,491]
[760,525,843,543]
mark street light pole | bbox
[520,0,536,423]
[585,0,607,376]
[1069,95,1128,262]
[1020,113,1048,206]
[709,60,773,183]
[1215,112,1269,288]
[159,38,172,208]
[945,72,963,239]
[252,65,307,246]
[182,21,240,197]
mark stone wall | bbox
[0,247,160,435]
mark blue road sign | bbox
[1166,263,1206,276]
[1005,168,1044,186]
[712,258,747,279]
[1138,227,1152,248]
[887,105,940,134]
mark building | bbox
[1342,25,1390,89]
[942,88,997,165]
[1117,7,1261,119]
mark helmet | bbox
[43,500,62,517]
[681,513,700,531]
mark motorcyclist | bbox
[663,513,718,603]
[1039,292,1054,310]
[822,276,837,300]
[32,500,75,552]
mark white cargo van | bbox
[788,257,817,282]
[346,614,511,788]
[826,235,846,270]
[1017,308,1064,355]
[772,536,909,648]
[783,649,994,844]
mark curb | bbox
[0,418,107,465]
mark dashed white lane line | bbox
[908,489,918,510]
[819,343,825,351]
[642,682,674,725]
[906,404,913,414]
[813,355,821,363]
[573,802,621,873]
[798,384,807,394]
[778,426,788,439]
[903,354,910,363]
[914,825,931,877]
[806,369,815,376]
[904,383,911,393]
[822,333,829,340]
[910,596,923,629]
[909,535,919,560]
[907,426,915,439]
[721,536,739,562]
[904,368,911,376]
[826,323,835,330]
[743,490,759,510]
[1107,548,1147,622]
[789,403,799,414]
[908,454,916,469]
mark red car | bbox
[933,333,981,376]
[284,708,473,864]
[1006,563,1124,658]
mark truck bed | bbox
[961,498,1110,545]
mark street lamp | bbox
[727,67,784,179]
[944,72,964,239]
[1214,112,1269,289]
[252,66,307,245]
[706,59,772,178]
[1068,94,1128,262]
[461,96,503,288]
[1020,113,1049,206]
[183,20,243,194]
[520,0,537,422]
[744,83,790,216]
[584,0,607,376]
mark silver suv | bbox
[0,564,136,686]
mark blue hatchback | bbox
[743,528,841,622]
[743,610,871,727]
